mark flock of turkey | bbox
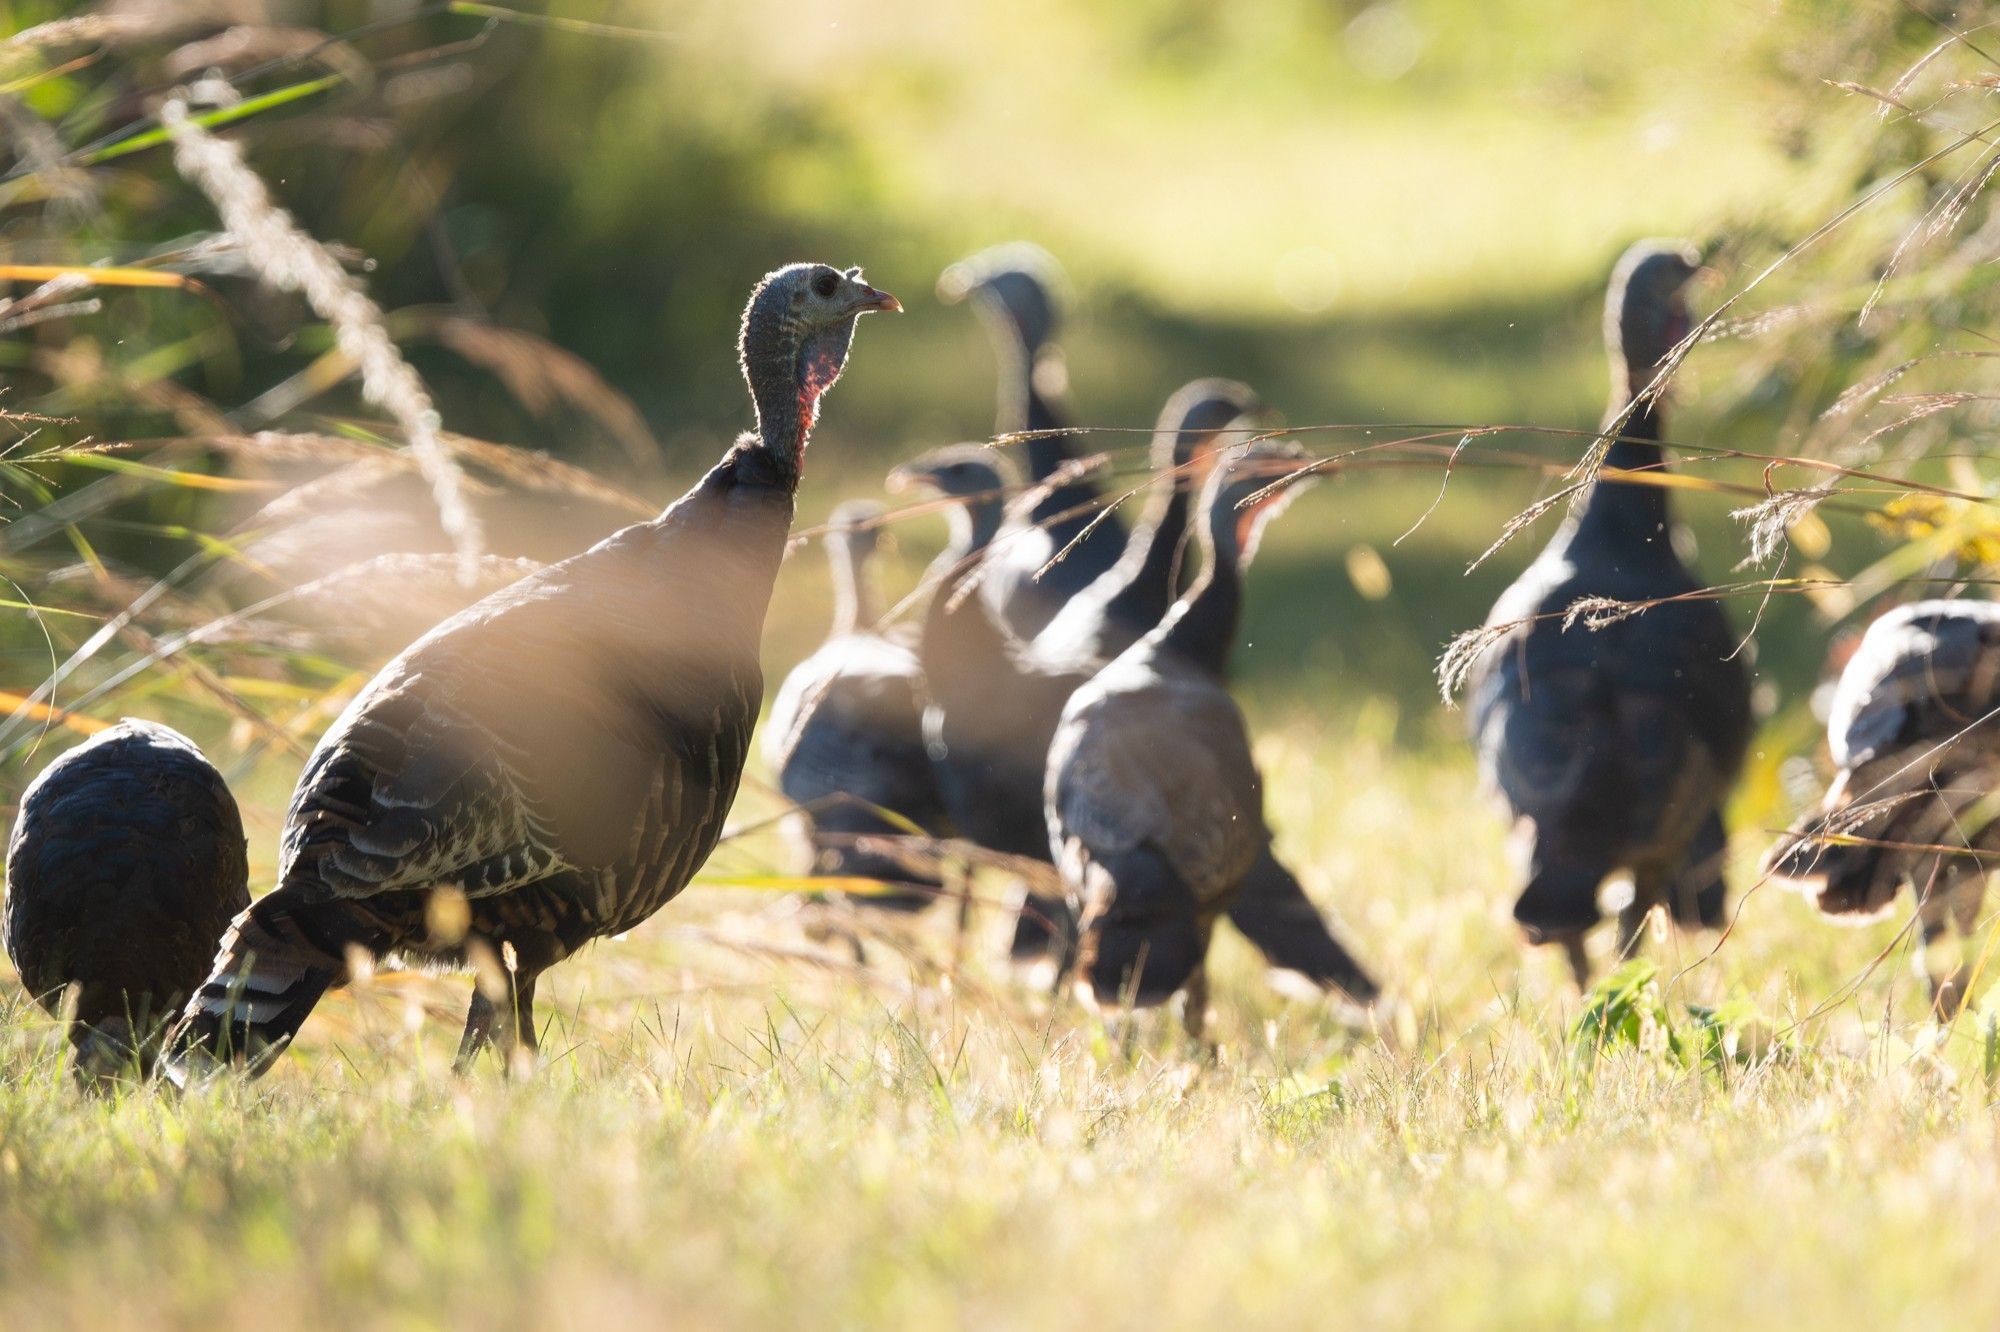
[4,243,1994,1086]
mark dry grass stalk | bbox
[426,316,661,472]
[162,25,368,84]
[159,92,485,583]
[157,428,650,522]
[1820,358,1923,423]
[275,551,543,641]
[1558,596,1646,631]
[0,95,96,210]
[0,13,174,62]
[1436,621,1513,704]
[0,298,101,334]
[1733,485,1837,566]
[439,432,655,517]
[233,456,439,534]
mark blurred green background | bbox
[0,0,1896,758]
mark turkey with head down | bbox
[1765,599,2000,1017]
[5,720,249,1084]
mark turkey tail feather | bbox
[164,897,351,1081]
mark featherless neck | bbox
[1576,388,1671,541]
[924,499,1003,587]
[741,296,824,486]
[743,360,810,484]
[1153,506,1242,680]
[1093,464,1195,634]
[828,535,879,636]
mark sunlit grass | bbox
[1,710,1993,1329]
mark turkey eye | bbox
[812,273,838,299]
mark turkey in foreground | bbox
[939,243,1126,639]
[1045,440,1322,1026]
[1467,240,1751,985]
[1765,599,2000,1016]
[167,263,898,1079]
[762,499,948,911]
[5,720,249,1082]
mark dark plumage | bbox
[167,263,898,1079]
[893,443,1089,958]
[895,443,1083,954]
[1029,384,1377,1002]
[905,399,1379,996]
[1766,599,2000,1015]
[762,500,948,910]
[939,244,1127,639]
[1029,378,1265,671]
[5,720,249,1081]
[1046,441,1330,1023]
[1468,240,1751,984]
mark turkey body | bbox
[1766,599,2000,1014]
[1471,509,1750,943]
[168,262,898,1076]
[5,719,249,1079]
[183,457,789,1072]
[1045,441,1371,1016]
[764,506,949,909]
[1049,639,1268,1009]
[1468,241,1750,979]
[897,443,1088,958]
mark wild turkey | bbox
[1033,382,1377,1003]
[939,243,1126,639]
[896,441,1088,957]
[1030,378,1265,671]
[1045,440,1323,1025]
[1766,599,2000,1016]
[5,720,250,1081]
[892,446,1048,840]
[1468,240,1751,985]
[906,406,1379,997]
[898,385,1259,913]
[167,263,898,1078]
[762,500,947,911]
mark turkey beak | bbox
[848,283,902,315]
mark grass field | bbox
[5,706,1995,1331]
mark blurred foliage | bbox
[0,0,1812,465]
[0,0,1994,798]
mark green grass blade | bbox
[79,75,346,166]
